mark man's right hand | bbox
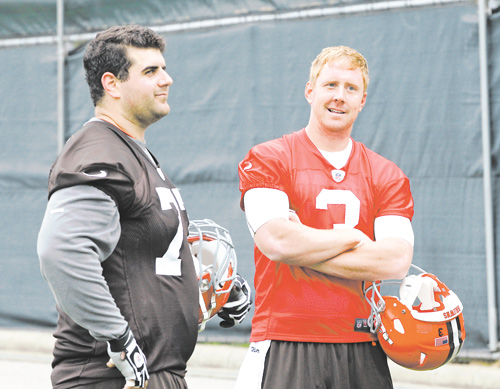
[218,274,252,328]
[107,327,149,388]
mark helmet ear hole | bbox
[393,319,405,334]
[419,353,428,366]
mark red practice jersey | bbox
[239,129,414,343]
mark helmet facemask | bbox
[188,219,237,331]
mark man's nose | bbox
[333,89,345,103]
[158,69,173,86]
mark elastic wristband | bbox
[108,326,130,352]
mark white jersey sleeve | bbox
[243,188,290,236]
[374,215,414,246]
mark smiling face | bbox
[117,46,173,129]
[305,58,367,145]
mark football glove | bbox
[218,274,252,328]
[107,326,149,388]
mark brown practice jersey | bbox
[47,120,199,386]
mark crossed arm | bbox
[245,188,414,282]
[254,217,413,281]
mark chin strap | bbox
[198,288,216,332]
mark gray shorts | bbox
[238,340,393,389]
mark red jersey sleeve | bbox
[238,137,292,210]
[363,148,414,221]
[375,174,414,220]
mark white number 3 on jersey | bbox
[316,189,360,229]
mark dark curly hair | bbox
[83,25,166,106]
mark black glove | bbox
[107,327,149,388]
[218,274,252,328]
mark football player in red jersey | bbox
[37,25,250,389]
[236,46,414,388]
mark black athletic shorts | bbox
[237,340,393,389]
[75,370,187,389]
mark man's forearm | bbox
[254,218,367,266]
[307,237,413,281]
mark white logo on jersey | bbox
[83,170,108,178]
[331,169,345,183]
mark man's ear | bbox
[101,72,120,99]
[359,92,367,112]
[305,81,313,104]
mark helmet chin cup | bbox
[363,264,466,371]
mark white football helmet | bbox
[188,219,237,331]
[363,264,465,371]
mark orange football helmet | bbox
[188,219,237,331]
[364,265,465,371]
